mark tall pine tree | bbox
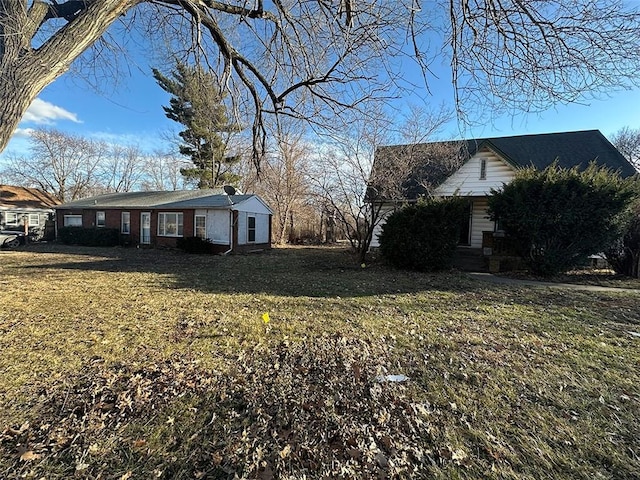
[153,62,241,189]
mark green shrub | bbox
[58,227,120,246]
[176,236,216,254]
[378,197,469,271]
[605,202,640,277]
[488,162,638,276]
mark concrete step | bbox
[453,248,487,272]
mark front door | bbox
[140,212,151,244]
[459,200,472,246]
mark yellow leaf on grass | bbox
[133,439,147,449]
[20,450,40,461]
[280,444,291,459]
[262,312,270,324]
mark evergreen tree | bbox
[153,62,241,189]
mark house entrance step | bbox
[453,248,487,272]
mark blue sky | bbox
[2,28,640,159]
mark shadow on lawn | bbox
[17,244,485,298]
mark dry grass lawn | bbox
[0,244,638,479]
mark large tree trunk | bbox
[0,0,140,152]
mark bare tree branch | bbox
[2,0,640,164]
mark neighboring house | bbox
[0,184,59,239]
[55,189,273,253]
[369,130,636,251]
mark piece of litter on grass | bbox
[626,331,640,338]
[376,374,409,383]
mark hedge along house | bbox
[368,130,636,268]
[0,184,59,239]
[55,189,273,253]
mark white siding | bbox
[210,210,231,244]
[370,205,395,248]
[237,211,247,245]
[233,196,273,215]
[435,148,516,197]
[195,206,270,246]
[195,209,230,244]
[371,200,493,249]
[470,198,494,248]
[372,147,513,249]
[254,213,270,243]
[236,211,270,245]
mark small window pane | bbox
[121,212,131,234]
[195,215,206,239]
[28,214,40,226]
[248,216,256,242]
[64,215,82,227]
[96,211,106,227]
[177,213,183,236]
[6,213,18,225]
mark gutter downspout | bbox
[222,208,234,255]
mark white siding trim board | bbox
[435,149,516,197]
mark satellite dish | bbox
[223,185,236,196]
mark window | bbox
[195,215,206,239]
[28,214,40,227]
[247,216,256,243]
[140,212,151,244]
[64,215,82,227]
[479,158,487,180]
[158,212,183,237]
[96,211,106,227]
[5,212,18,225]
[121,212,131,234]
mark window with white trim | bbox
[195,215,206,239]
[247,216,256,243]
[121,212,131,234]
[5,212,18,225]
[96,211,106,227]
[158,212,183,237]
[28,213,40,226]
[64,215,82,227]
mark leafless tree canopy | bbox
[1,128,105,202]
[2,1,640,160]
[611,126,640,171]
[243,123,315,244]
[369,140,468,202]
[308,106,456,260]
[0,129,190,199]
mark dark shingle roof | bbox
[370,130,636,201]
[0,185,59,210]
[472,130,636,175]
[56,190,254,209]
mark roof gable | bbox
[0,185,59,210]
[475,130,636,175]
[370,130,636,200]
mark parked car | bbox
[0,231,26,248]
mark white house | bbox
[369,130,636,249]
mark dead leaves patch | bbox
[1,337,489,479]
